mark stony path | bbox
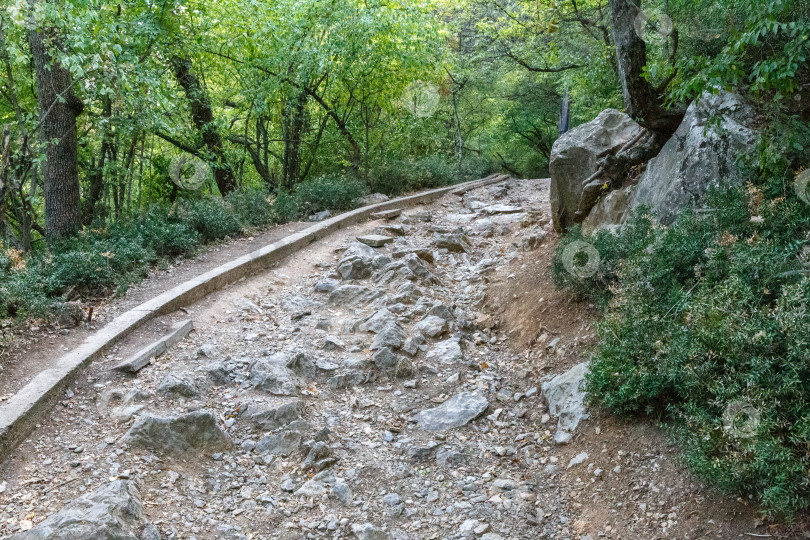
[0,179,767,540]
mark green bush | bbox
[227,187,274,227]
[271,190,301,223]
[554,179,810,518]
[176,197,244,242]
[294,176,367,215]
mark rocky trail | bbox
[0,179,767,539]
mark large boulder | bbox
[631,91,758,224]
[123,410,232,456]
[8,480,157,539]
[550,109,646,232]
[542,362,589,444]
[581,184,637,236]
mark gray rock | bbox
[632,91,759,225]
[521,229,548,251]
[425,338,462,363]
[373,347,398,369]
[436,448,465,468]
[550,108,645,232]
[235,297,262,313]
[581,183,636,236]
[541,362,589,443]
[295,469,336,497]
[199,362,232,385]
[351,522,393,540]
[357,308,398,334]
[382,493,401,506]
[329,370,366,389]
[246,400,303,431]
[328,285,383,307]
[323,335,345,351]
[123,411,232,456]
[311,209,332,221]
[157,373,201,399]
[249,354,301,396]
[482,204,522,215]
[413,392,489,431]
[255,430,302,456]
[337,242,377,280]
[357,234,395,248]
[371,322,407,350]
[394,358,416,379]
[413,315,448,339]
[7,480,152,540]
[433,232,471,253]
[315,278,340,293]
[359,193,390,205]
[301,441,335,471]
[471,218,495,237]
[330,482,353,504]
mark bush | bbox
[271,190,301,223]
[294,176,367,215]
[554,180,810,518]
[176,197,244,242]
[227,187,273,227]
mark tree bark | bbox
[29,0,83,241]
[84,96,111,224]
[282,91,306,191]
[171,55,236,195]
[609,0,681,136]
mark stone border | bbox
[0,174,510,460]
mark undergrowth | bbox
[0,177,370,321]
[552,117,810,519]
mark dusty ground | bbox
[0,179,796,539]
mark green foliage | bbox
[271,191,302,223]
[293,176,367,215]
[554,158,810,517]
[670,0,810,102]
[226,188,274,227]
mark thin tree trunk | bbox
[84,96,111,224]
[282,91,306,191]
[609,0,681,136]
[29,0,83,240]
[171,55,236,195]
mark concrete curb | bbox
[0,174,510,460]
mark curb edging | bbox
[0,174,510,459]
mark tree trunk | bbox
[29,0,83,241]
[609,0,681,136]
[171,55,236,195]
[282,91,306,191]
[84,97,111,224]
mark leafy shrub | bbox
[176,197,244,242]
[554,179,810,518]
[271,190,301,223]
[227,187,273,227]
[294,176,367,215]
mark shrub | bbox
[227,187,274,227]
[271,190,301,223]
[554,181,810,518]
[294,176,367,215]
[176,197,244,242]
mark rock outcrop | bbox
[631,91,758,224]
[550,109,646,232]
[8,480,157,540]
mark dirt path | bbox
[0,221,310,399]
[0,180,777,539]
